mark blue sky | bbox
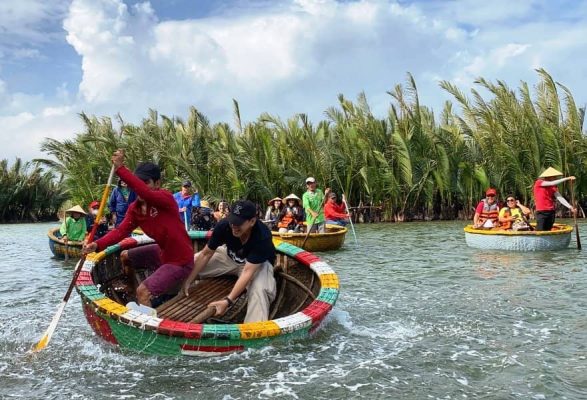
[1,0,586,162]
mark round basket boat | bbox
[464,223,573,251]
[75,231,339,356]
[271,224,347,252]
[48,227,83,259]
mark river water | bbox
[0,222,585,399]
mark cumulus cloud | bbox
[1,0,587,162]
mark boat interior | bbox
[90,241,321,324]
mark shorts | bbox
[128,243,194,296]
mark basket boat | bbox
[48,227,83,259]
[75,231,339,356]
[271,224,347,252]
[464,223,573,251]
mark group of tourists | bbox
[81,150,276,323]
[171,180,232,231]
[264,176,351,234]
[473,167,576,231]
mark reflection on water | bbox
[0,221,585,399]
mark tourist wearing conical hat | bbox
[533,167,576,231]
[277,194,304,233]
[264,197,283,230]
[59,205,88,243]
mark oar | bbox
[342,194,358,245]
[31,157,117,352]
[183,210,189,231]
[302,191,328,248]
[570,180,581,250]
[64,241,69,262]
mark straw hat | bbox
[539,167,563,178]
[267,197,282,206]
[65,205,87,215]
[283,193,301,203]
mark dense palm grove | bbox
[0,158,67,222]
[2,69,585,223]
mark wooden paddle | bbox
[342,193,358,244]
[31,155,118,352]
[301,189,328,248]
[570,180,581,250]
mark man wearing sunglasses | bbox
[473,188,500,229]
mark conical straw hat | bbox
[539,167,563,178]
[283,193,301,202]
[267,197,282,206]
[65,205,87,215]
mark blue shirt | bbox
[173,191,201,223]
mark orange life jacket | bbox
[479,199,499,224]
[278,206,302,229]
[499,207,524,230]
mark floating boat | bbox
[464,223,573,251]
[76,231,339,356]
[271,224,347,252]
[48,227,83,259]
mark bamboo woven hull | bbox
[75,231,339,357]
[271,224,347,252]
[464,224,572,251]
[48,227,83,259]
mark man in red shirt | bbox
[83,150,194,307]
[533,167,576,231]
[324,192,350,226]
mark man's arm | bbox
[540,176,575,187]
[554,191,575,211]
[182,245,215,296]
[208,262,260,316]
[116,166,177,211]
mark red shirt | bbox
[95,166,193,266]
[534,179,557,211]
[324,201,348,220]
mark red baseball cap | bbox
[89,201,100,209]
[485,188,497,196]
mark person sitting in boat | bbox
[498,196,532,230]
[277,194,304,233]
[473,188,500,229]
[86,200,109,239]
[303,177,329,233]
[182,199,276,323]
[60,205,88,243]
[109,179,137,227]
[324,192,350,227]
[83,150,194,309]
[213,201,230,223]
[533,167,576,231]
[191,200,215,231]
[173,180,200,228]
[264,197,283,231]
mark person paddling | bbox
[533,167,576,231]
[83,150,194,308]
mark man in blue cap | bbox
[182,199,276,322]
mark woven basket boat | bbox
[75,231,339,356]
[464,223,573,251]
[48,227,84,259]
[271,224,347,252]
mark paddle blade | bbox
[576,224,582,250]
[31,301,67,353]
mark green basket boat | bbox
[76,231,339,356]
[48,227,84,259]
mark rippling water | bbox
[1,222,586,399]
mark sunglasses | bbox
[507,199,516,202]
[487,194,495,197]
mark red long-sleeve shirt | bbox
[324,201,348,220]
[95,166,193,266]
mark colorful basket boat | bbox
[48,227,84,259]
[271,224,347,252]
[464,223,573,251]
[75,232,339,356]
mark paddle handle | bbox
[570,180,581,250]
[342,195,358,244]
[191,306,217,323]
